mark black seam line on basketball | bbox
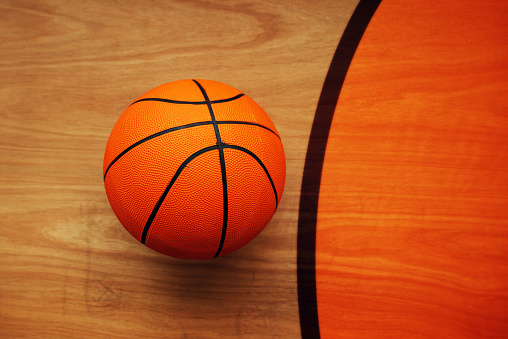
[217,121,280,139]
[130,93,245,106]
[223,145,278,209]
[213,146,228,258]
[140,145,219,244]
[191,80,223,144]
[296,1,381,338]
[103,121,214,180]
[191,80,228,259]
[102,121,279,181]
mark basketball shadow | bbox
[142,238,282,335]
[145,235,273,301]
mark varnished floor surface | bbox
[1,1,507,338]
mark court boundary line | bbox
[296,0,382,337]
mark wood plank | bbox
[0,0,360,337]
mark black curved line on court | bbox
[130,93,245,106]
[191,79,229,259]
[140,145,219,244]
[296,1,381,338]
[103,120,279,181]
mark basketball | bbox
[103,79,286,259]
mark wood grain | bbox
[316,1,508,338]
[0,0,360,338]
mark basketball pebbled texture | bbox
[103,79,286,259]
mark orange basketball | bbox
[103,79,286,259]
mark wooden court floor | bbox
[1,0,507,338]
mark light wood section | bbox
[0,0,359,338]
[317,1,508,338]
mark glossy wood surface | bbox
[1,0,507,338]
[317,1,508,338]
[0,0,359,338]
